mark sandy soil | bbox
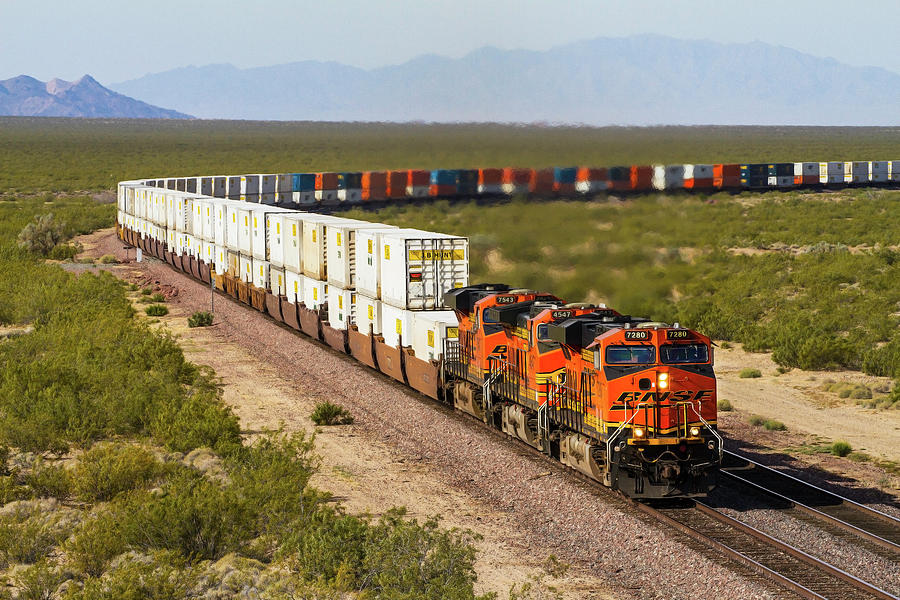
[75,229,617,599]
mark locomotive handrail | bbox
[604,402,651,470]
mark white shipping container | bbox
[767,176,794,187]
[259,174,276,204]
[251,206,293,261]
[651,165,684,190]
[270,266,286,296]
[794,162,818,178]
[354,294,382,335]
[327,222,396,290]
[327,286,356,330]
[167,229,177,253]
[175,232,187,256]
[275,174,293,204]
[252,258,270,290]
[182,233,195,256]
[479,183,505,194]
[267,214,286,267]
[380,230,469,310]
[381,303,414,348]
[283,214,303,273]
[285,270,303,303]
[193,237,204,261]
[215,245,227,275]
[870,161,889,183]
[819,162,844,184]
[411,310,459,362]
[302,214,364,280]
[203,240,215,265]
[890,161,900,182]
[683,164,713,180]
[237,207,253,255]
[844,161,868,183]
[406,185,429,198]
[356,228,400,299]
[302,276,328,310]
[202,198,216,241]
[240,255,253,283]
[337,188,361,202]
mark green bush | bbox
[144,304,168,316]
[187,311,214,328]
[763,419,787,431]
[64,551,194,600]
[17,213,64,256]
[748,415,766,427]
[310,402,354,426]
[739,368,762,379]
[831,440,852,457]
[63,512,126,577]
[717,399,733,412]
[13,559,66,600]
[0,507,71,566]
[25,460,72,500]
[138,293,165,304]
[71,443,162,502]
[140,286,153,295]
[48,242,82,260]
[98,254,118,264]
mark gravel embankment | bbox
[95,232,798,600]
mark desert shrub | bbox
[310,402,354,426]
[717,399,733,411]
[140,287,153,295]
[739,368,762,379]
[63,512,126,577]
[25,460,72,500]
[64,551,194,600]
[138,293,165,304]
[775,366,791,375]
[98,254,118,264]
[48,243,82,260]
[748,415,766,426]
[187,311,214,328]
[127,283,138,291]
[144,304,168,316]
[849,387,872,399]
[14,559,66,600]
[0,507,71,566]
[149,389,242,454]
[763,419,787,431]
[831,440,853,457]
[71,443,162,502]
[17,213,64,256]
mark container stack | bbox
[843,161,869,184]
[683,165,713,189]
[740,164,768,188]
[889,161,900,182]
[292,173,316,204]
[651,165,684,190]
[576,167,609,193]
[553,167,577,194]
[407,170,431,197]
[315,172,338,202]
[767,163,794,187]
[820,162,844,184]
[430,169,458,196]
[337,172,362,203]
[502,168,532,195]
[869,161,889,183]
[793,163,819,185]
[478,168,503,194]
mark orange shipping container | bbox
[630,166,653,191]
[407,169,430,187]
[713,164,741,189]
[502,167,533,185]
[479,168,503,185]
[362,171,387,201]
[386,170,408,199]
[316,172,338,190]
[576,167,608,182]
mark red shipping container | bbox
[630,166,653,191]
[315,172,338,190]
[576,167,607,182]
[713,164,741,189]
[479,168,503,185]
[430,184,457,196]
[362,171,387,201]
[407,169,430,186]
[386,170,409,199]
[794,175,819,185]
[502,167,533,185]
[531,169,554,194]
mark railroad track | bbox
[635,499,897,600]
[720,451,900,557]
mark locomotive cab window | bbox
[660,343,709,364]
[536,323,551,342]
[605,345,655,365]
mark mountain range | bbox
[109,35,900,125]
[0,74,191,119]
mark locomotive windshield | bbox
[660,343,709,364]
[605,345,655,365]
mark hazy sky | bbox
[2,0,898,84]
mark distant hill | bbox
[111,35,900,125]
[0,75,192,119]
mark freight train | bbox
[134,159,900,210]
[117,177,722,499]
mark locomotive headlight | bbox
[658,372,669,389]
[633,427,645,438]
[689,426,701,437]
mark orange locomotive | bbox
[443,284,722,499]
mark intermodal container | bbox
[532,168,555,194]
[457,170,479,196]
[630,166,653,191]
[327,286,357,331]
[713,164,741,189]
[240,175,259,202]
[355,294,383,335]
[608,166,631,191]
[819,162,843,184]
[478,168,504,194]
[407,170,431,197]
[430,169,458,196]
[274,174,293,204]
[869,161,889,183]
[502,168,533,195]
[285,269,303,304]
[292,173,317,204]
[270,266,286,297]
[576,167,608,193]
[793,163,819,185]
[890,161,900,182]
[844,161,868,184]
[337,172,362,203]
[302,275,327,310]
[740,164,768,188]
[227,176,241,200]
[411,310,459,361]
[386,170,409,199]
[683,165,713,189]
[767,163,794,187]
[553,167,577,193]
[258,174,276,204]
[380,230,469,310]
[362,171,387,201]
[213,176,227,198]
[651,165,684,190]
[315,172,339,202]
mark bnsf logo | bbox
[616,390,713,403]
[624,330,650,341]
[495,296,517,304]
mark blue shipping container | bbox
[553,167,577,184]
[292,173,316,192]
[430,169,459,186]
